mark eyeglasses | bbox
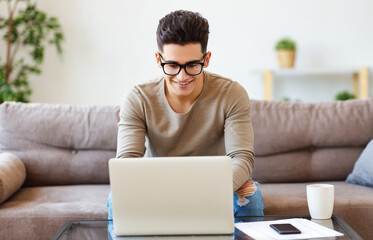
[158,53,207,76]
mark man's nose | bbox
[176,67,189,80]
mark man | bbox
[107,10,264,234]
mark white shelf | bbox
[254,67,370,100]
[251,67,366,76]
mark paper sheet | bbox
[235,218,343,240]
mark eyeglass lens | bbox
[163,63,202,76]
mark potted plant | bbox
[0,0,64,103]
[275,37,296,68]
[335,91,356,101]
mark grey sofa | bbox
[250,99,373,239]
[0,99,372,239]
[0,103,117,240]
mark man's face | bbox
[156,43,211,100]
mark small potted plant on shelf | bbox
[335,91,356,101]
[275,37,296,68]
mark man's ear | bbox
[203,51,212,68]
[155,52,162,68]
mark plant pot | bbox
[277,50,296,68]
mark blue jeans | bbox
[233,181,265,218]
[107,183,264,238]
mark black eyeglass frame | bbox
[158,53,207,76]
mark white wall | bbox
[1,0,372,105]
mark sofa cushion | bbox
[251,99,373,182]
[0,102,119,186]
[0,153,26,204]
[260,181,373,240]
[0,184,110,240]
[346,138,373,188]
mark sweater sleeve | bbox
[116,87,147,158]
[224,82,255,192]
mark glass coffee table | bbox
[52,215,362,240]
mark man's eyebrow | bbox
[163,59,202,65]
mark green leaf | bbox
[31,45,45,64]
[36,11,47,23]
[0,17,7,29]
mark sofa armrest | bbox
[0,153,26,204]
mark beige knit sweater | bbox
[116,71,254,191]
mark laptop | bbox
[108,156,234,236]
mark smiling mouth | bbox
[173,80,193,86]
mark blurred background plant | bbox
[275,38,296,51]
[281,96,302,102]
[335,90,356,101]
[0,0,64,103]
[275,37,297,68]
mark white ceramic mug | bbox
[307,184,334,219]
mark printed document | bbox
[235,218,343,240]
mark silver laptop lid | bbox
[109,156,234,236]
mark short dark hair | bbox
[156,10,210,54]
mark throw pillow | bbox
[346,139,373,188]
[0,153,26,204]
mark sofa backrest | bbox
[1,99,373,186]
[0,102,119,186]
[250,99,373,183]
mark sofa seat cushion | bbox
[260,181,373,240]
[0,184,110,240]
